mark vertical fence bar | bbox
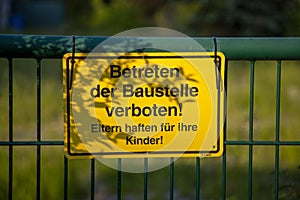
[144,158,148,200]
[8,57,13,200]
[274,60,281,200]
[64,156,68,200]
[221,130,227,200]
[36,58,41,200]
[248,60,255,200]
[222,59,228,200]
[91,159,95,200]
[195,157,200,200]
[169,158,174,200]
[117,158,122,200]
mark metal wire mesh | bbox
[0,36,300,200]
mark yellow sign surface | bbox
[63,52,225,158]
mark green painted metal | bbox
[169,158,174,200]
[274,61,281,200]
[36,58,41,200]
[221,60,228,200]
[248,60,255,200]
[117,158,122,200]
[1,35,300,200]
[0,35,299,59]
[144,158,148,200]
[8,57,13,200]
[91,159,95,200]
[64,156,68,200]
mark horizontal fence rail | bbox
[0,35,299,59]
[0,35,300,200]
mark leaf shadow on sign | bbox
[67,37,200,154]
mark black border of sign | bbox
[65,54,223,157]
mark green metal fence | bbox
[0,35,300,200]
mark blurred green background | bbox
[1,0,300,36]
[0,0,300,199]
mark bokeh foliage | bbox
[65,0,300,36]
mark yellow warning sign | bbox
[63,52,225,158]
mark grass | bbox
[0,58,300,199]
